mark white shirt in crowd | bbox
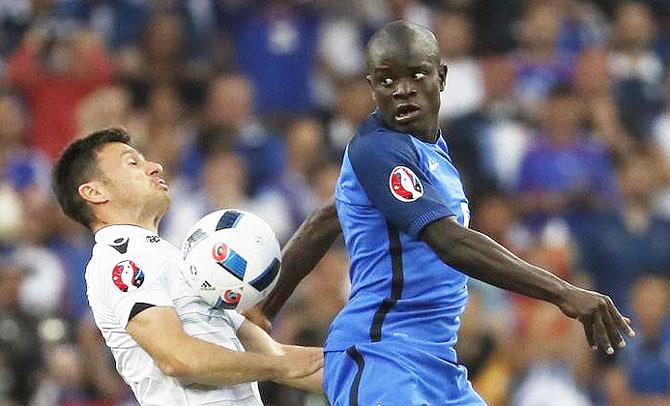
[85,224,263,406]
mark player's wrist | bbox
[553,281,580,314]
[266,354,288,381]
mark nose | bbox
[145,161,164,176]
[393,79,417,99]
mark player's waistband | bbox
[324,339,459,365]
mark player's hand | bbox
[557,286,635,355]
[242,304,272,334]
[273,347,323,382]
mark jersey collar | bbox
[94,224,160,244]
[369,110,443,145]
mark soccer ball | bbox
[181,209,281,312]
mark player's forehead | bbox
[368,41,438,73]
[96,142,142,169]
[98,142,139,159]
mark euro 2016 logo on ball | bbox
[181,209,282,311]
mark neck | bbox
[415,122,440,143]
[623,200,651,234]
[92,206,162,234]
[92,218,159,234]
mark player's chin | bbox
[393,118,424,134]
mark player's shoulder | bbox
[88,225,163,276]
[94,225,162,255]
[349,113,417,162]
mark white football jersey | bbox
[85,224,263,406]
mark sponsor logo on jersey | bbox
[111,260,144,292]
[389,165,423,202]
[109,237,129,254]
[146,235,161,243]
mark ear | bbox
[439,63,448,92]
[78,181,109,205]
[366,74,377,103]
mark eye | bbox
[380,77,394,86]
[413,72,426,80]
[128,160,138,166]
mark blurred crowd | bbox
[1,0,670,405]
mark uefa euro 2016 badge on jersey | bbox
[112,260,145,292]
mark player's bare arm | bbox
[420,216,635,355]
[235,320,324,393]
[247,198,340,330]
[126,306,322,386]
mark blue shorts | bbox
[324,343,486,406]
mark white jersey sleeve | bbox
[225,310,246,331]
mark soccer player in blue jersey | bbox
[247,21,635,405]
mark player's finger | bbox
[606,297,635,338]
[581,318,596,350]
[607,307,633,345]
[594,313,614,355]
[601,304,625,349]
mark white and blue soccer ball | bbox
[181,209,281,312]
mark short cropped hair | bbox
[51,128,131,229]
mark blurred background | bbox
[0,0,669,405]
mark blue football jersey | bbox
[326,113,470,362]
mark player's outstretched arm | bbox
[420,217,635,355]
[236,320,324,393]
[126,306,322,386]
[250,198,341,329]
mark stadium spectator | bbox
[0,254,43,405]
[325,76,374,157]
[6,22,112,160]
[162,139,294,246]
[53,0,149,52]
[516,84,618,231]
[573,151,670,314]
[609,1,664,140]
[651,69,670,218]
[603,275,670,405]
[574,48,634,159]
[436,9,484,121]
[192,74,286,195]
[222,1,322,116]
[513,1,575,119]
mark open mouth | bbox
[156,178,169,190]
[394,104,421,123]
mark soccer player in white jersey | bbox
[51,128,323,406]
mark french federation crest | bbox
[111,260,145,292]
[389,165,424,202]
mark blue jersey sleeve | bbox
[348,130,454,237]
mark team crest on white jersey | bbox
[111,260,145,292]
[389,165,423,202]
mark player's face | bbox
[367,43,446,140]
[94,142,171,215]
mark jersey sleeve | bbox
[105,256,175,328]
[348,130,454,236]
[224,310,246,331]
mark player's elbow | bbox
[421,218,470,262]
[157,354,192,379]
